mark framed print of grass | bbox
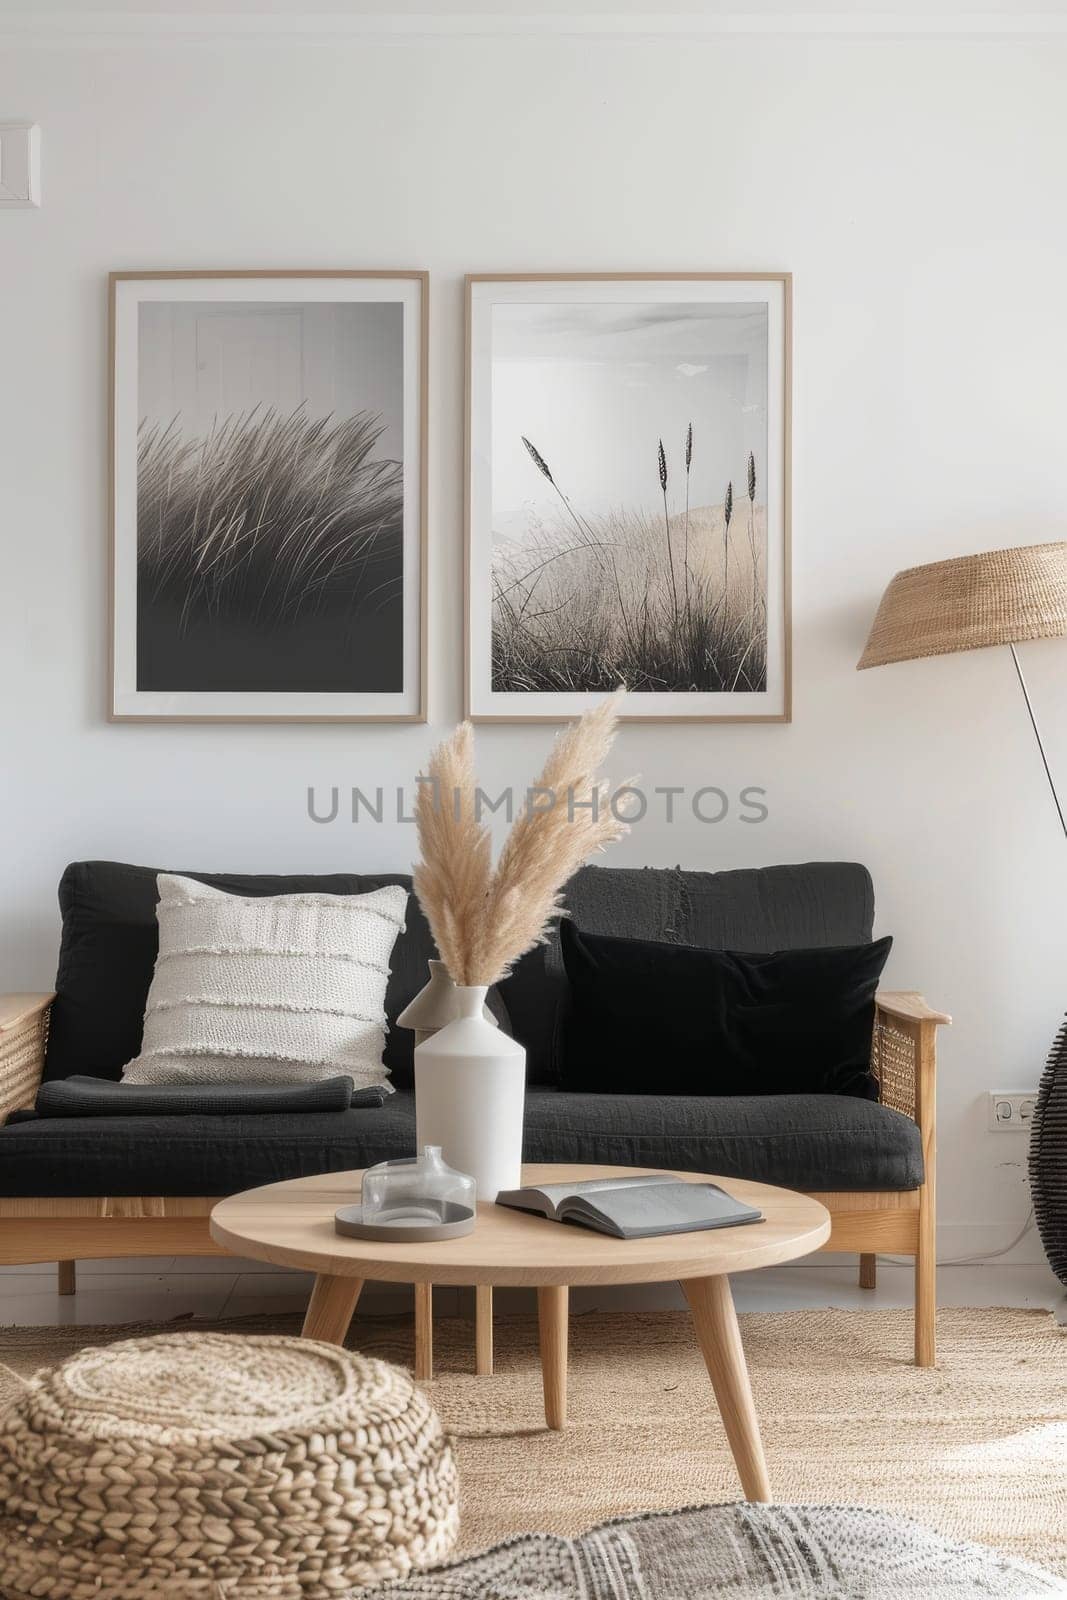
[465,273,791,723]
[110,271,427,722]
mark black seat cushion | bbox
[523,1090,922,1189]
[0,1089,922,1197]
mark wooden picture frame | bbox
[109,269,428,723]
[465,272,792,724]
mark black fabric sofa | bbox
[0,858,948,1364]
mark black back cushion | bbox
[45,862,436,1087]
[501,861,876,1085]
[46,858,875,1091]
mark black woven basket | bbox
[1030,1017,1067,1287]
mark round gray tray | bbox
[334,1201,476,1243]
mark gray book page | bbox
[526,1174,674,1210]
[565,1181,763,1237]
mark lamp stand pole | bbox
[1009,642,1067,843]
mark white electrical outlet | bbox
[988,1091,1038,1131]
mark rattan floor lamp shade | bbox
[859,540,1067,1286]
[857,543,1067,669]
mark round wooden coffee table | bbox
[211,1165,829,1502]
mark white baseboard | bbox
[934,1221,1044,1267]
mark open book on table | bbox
[494,1174,763,1240]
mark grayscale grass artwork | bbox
[134,299,405,695]
[488,301,769,696]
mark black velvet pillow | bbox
[557,921,892,1098]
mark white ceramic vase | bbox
[414,984,526,1202]
[396,960,498,1046]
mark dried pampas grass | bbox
[411,721,493,985]
[413,690,632,987]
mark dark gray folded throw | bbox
[23,1076,386,1119]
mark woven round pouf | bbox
[0,1332,459,1600]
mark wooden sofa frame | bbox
[0,989,949,1368]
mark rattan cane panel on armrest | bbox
[0,998,52,1125]
[871,1011,919,1120]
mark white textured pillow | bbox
[122,874,408,1088]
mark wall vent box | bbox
[0,123,41,207]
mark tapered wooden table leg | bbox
[475,1284,494,1376]
[301,1274,364,1344]
[681,1274,771,1503]
[537,1285,568,1430]
[57,1260,76,1297]
[414,1282,433,1380]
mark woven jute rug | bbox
[0,1307,1063,1579]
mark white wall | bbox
[2,13,1066,1268]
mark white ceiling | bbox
[0,0,1064,34]
[1,0,1063,10]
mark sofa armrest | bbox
[875,990,951,1027]
[871,991,949,1126]
[0,993,54,1124]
